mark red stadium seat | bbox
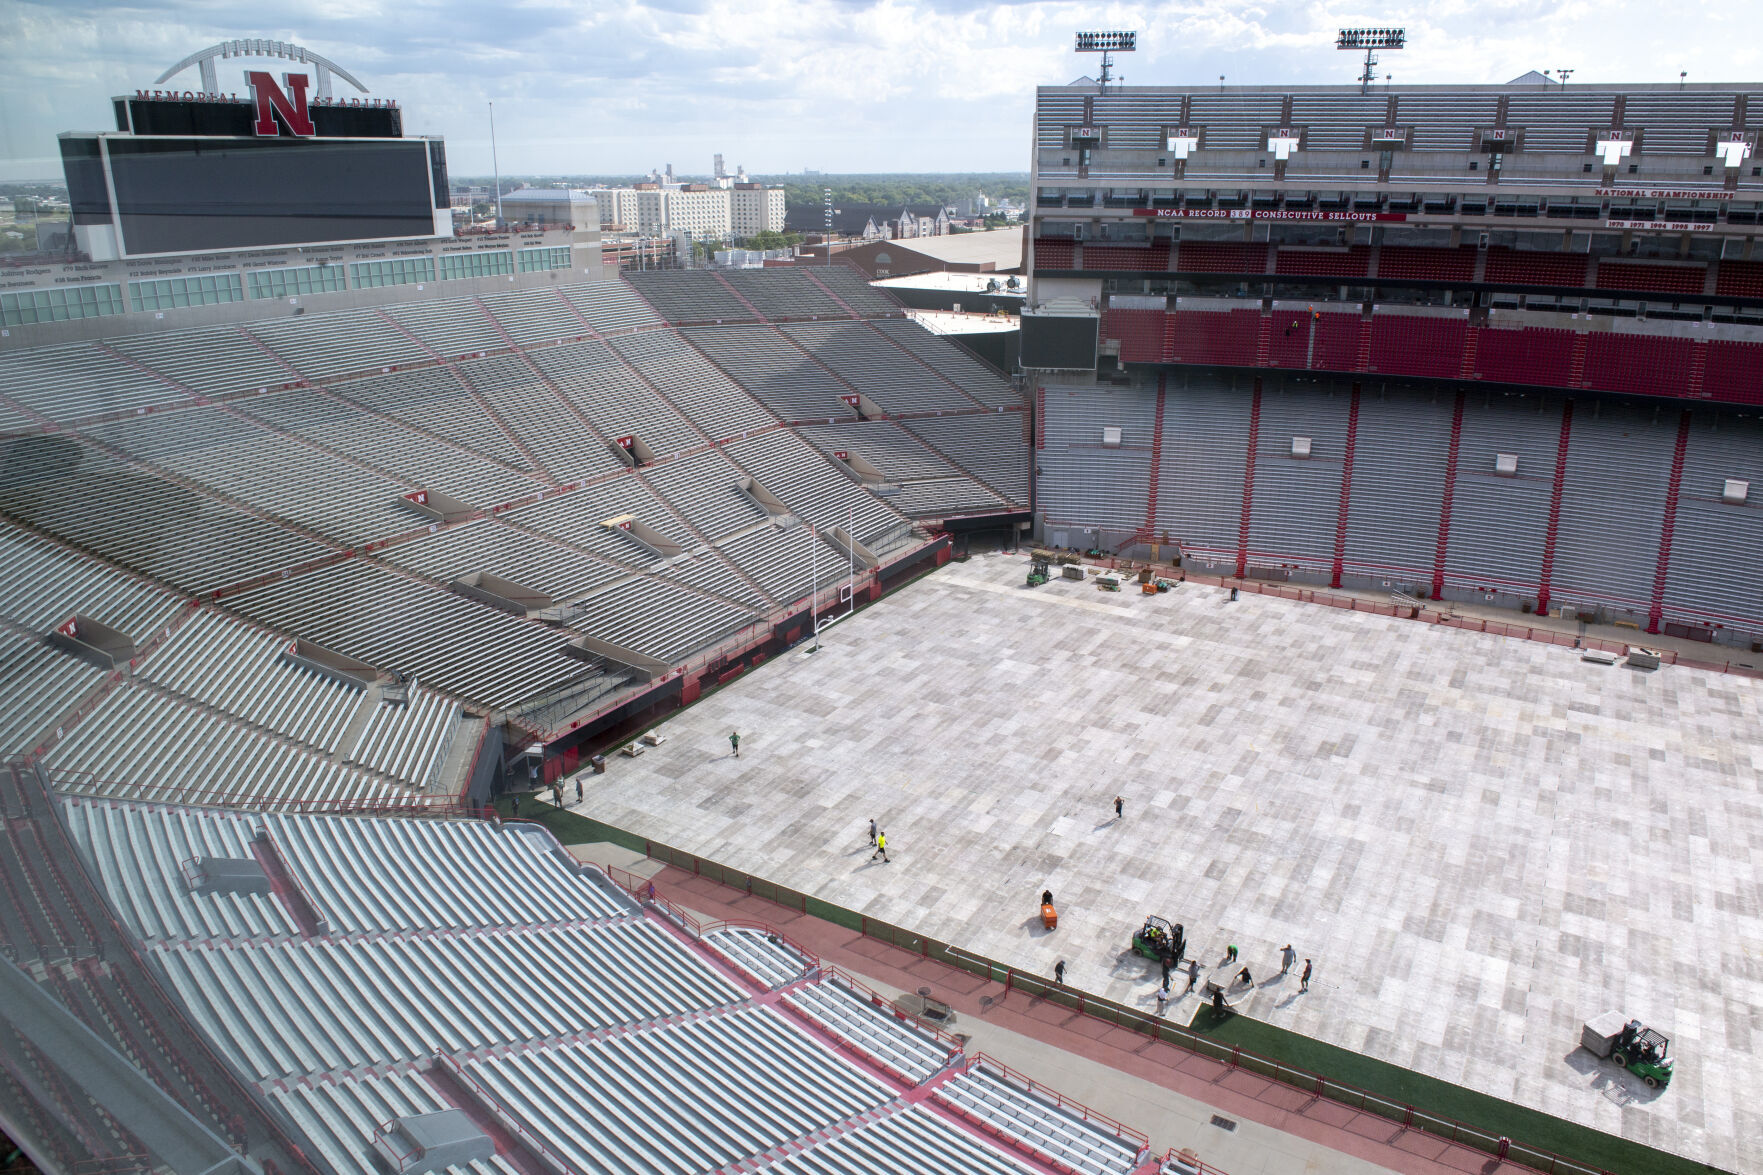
[1483,249,1588,288]
[1594,261,1706,296]
[1082,243,1171,271]
[1172,241,1268,274]
[1366,314,1467,380]
[1265,311,1360,371]
[1473,326,1578,388]
[1165,309,1261,366]
[1701,339,1763,406]
[1714,261,1763,300]
[1274,246,1371,279]
[1581,332,1696,397]
[1034,238,1076,269]
[1100,309,1166,363]
[1377,246,1478,284]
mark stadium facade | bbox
[1022,79,1763,647]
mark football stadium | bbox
[1,33,1761,1175]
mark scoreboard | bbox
[61,70,449,260]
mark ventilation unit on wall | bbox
[1495,453,1518,476]
[1724,478,1749,503]
[1102,426,1122,448]
[1291,436,1312,457]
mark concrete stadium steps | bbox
[0,343,194,424]
[460,1005,893,1175]
[324,369,540,474]
[225,560,587,713]
[685,326,857,422]
[156,919,747,1079]
[781,322,980,415]
[135,610,363,755]
[380,517,628,600]
[525,340,703,458]
[722,430,905,545]
[0,441,332,596]
[236,387,544,507]
[934,1065,1141,1175]
[0,626,105,758]
[718,270,853,320]
[610,330,780,440]
[638,447,774,541]
[562,282,666,335]
[0,520,184,640]
[905,412,1032,505]
[479,286,596,348]
[624,270,758,325]
[867,318,1019,408]
[753,1105,1039,1175]
[44,684,401,808]
[454,354,625,484]
[81,407,415,548]
[271,1070,521,1175]
[782,980,950,1085]
[106,328,296,401]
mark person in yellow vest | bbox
[870,831,889,862]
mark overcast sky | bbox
[2,0,1760,182]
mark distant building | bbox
[499,188,599,228]
[730,184,787,238]
[589,178,784,242]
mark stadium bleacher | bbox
[46,797,1143,1175]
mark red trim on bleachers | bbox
[1474,326,1578,388]
[1166,309,1261,365]
[1082,243,1171,271]
[1172,241,1267,274]
[1484,249,1588,288]
[1535,400,1574,616]
[1581,333,1696,398]
[1378,246,1478,284]
[1594,261,1707,296]
[1648,409,1693,635]
[1366,315,1467,380]
[1432,390,1467,600]
[1715,259,1763,299]
[1033,239,1076,269]
[1274,246,1370,280]
[1100,309,1166,364]
[1331,385,1361,589]
[1236,379,1262,578]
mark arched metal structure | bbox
[154,39,367,100]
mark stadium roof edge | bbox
[1037,80,1756,95]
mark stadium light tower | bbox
[1075,31,1137,93]
[1336,28,1405,95]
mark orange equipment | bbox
[1040,902,1058,930]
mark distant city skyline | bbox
[2,0,1760,182]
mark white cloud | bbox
[1,0,1759,180]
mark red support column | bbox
[1647,409,1693,634]
[1330,384,1361,589]
[1535,400,1575,616]
[1431,390,1466,599]
[1144,374,1167,539]
[1235,379,1263,578]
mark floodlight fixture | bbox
[1075,30,1137,92]
[1337,27,1405,94]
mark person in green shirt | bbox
[729,730,740,759]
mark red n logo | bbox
[247,71,315,137]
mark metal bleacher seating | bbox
[705,926,811,987]
[1035,383,1153,542]
[935,1063,1141,1175]
[1663,414,1763,629]
[625,270,758,324]
[1151,379,1252,559]
[561,281,666,335]
[383,296,512,359]
[134,610,363,754]
[1340,391,1455,582]
[685,326,857,422]
[0,519,184,640]
[782,322,979,415]
[718,269,852,320]
[866,319,1019,407]
[799,266,906,317]
[455,353,625,484]
[783,979,952,1084]
[271,1071,520,1175]
[904,413,1030,504]
[106,327,298,400]
[1442,396,1558,597]
[1244,387,1348,573]
[722,429,908,544]
[0,344,193,424]
[324,368,541,474]
[478,286,598,348]
[1549,404,1673,613]
[247,308,432,382]
[525,340,703,458]
[610,329,780,439]
[638,446,773,540]
[0,628,105,759]
[345,687,460,790]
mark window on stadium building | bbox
[129,273,245,312]
[350,256,436,289]
[248,264,347,300]
[518,246,573,273]
[438,250,515,281]
[0,283,127,327]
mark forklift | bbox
[1026,555,1050,587]
[1610,1020,1674,1089]
[1131,916,1184,966]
